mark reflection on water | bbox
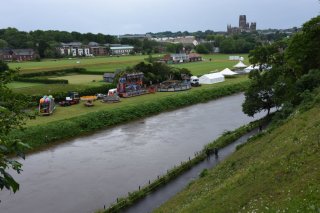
[0,93,266,213]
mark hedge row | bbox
[103,118,264,213]
[19,68,105,78]
[14,77,69,84]
[19,68,88,77]
[9,81,248,150]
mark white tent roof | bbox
[244,65,260,73]
[220,68,238,76]
[199,73,225,84]
[233,61,247,68]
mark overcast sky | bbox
[1,0,319,35]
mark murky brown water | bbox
[0,93,266,213]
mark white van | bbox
[190,76,200,86]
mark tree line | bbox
[0,27,294,59]
[242,16,320,118]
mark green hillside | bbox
[155,98,320,212]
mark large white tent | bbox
[220,68,238,76]
[244,65,260,73]
[199,73,225,84]
[233,61,247,68]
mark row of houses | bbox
[0,49,36,61]
[59,42,134,57]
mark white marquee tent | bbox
[199,73,225,84]
[220,68,238,76]
[244,65,260,73]
[233,61,247,68]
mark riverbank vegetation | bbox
[155,15,320,212]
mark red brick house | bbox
[188,53,202,62]
[0,49,36,61]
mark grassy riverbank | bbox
[8,76,249,151]
[155,97,320,212]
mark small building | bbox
[109,46,134,55]
[103,73,115,83]
[59,42,91,57]
[0,48,36,61]
[163,53,189,63]
[188,53,202,62]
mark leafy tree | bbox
[0,61,33,194]
[0,39,8,48]
[285,16,320,78]
[195,44,209,54]
[242,69,280,116]
[165,43,183,53]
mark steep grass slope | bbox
[155,104,320,213]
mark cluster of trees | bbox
[0,28,118,58]
[124,62,191,85]
[242,16,320,117]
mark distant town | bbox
[0,15,298,62]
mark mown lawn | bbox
[8,55,153,73]
[26,75,249,127]
[8,54,249,76]
[155,102,320,213]
[171,54,249,76]
[7,81,44,89]
[49,74,104,84]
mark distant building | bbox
[151,36,199,46]
[109,46,134,55]
[188,53,202,62]
[59,42,91,57]
[118,34,151,40]
[0,48,36,61]
[88,42,108,56]
[103,73,115,83]
[227,15,256,34]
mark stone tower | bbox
[239,15,247,29]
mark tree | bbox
[195,44,210,54]
[0,61,33,194]
[242,69,280,117]
[285,16,320,78]
[0,39,8,48]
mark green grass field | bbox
[26,75,248,127]
[8,53,249,96]
[8,74,106,95]
[8,55,152,73]
[155,103,320,213]
[49,74,104,84]
[8,54,249,76]
[171,54,249,76]
[7,82,44,89]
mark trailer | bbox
[39,95,56,115]
[117,72,148,97]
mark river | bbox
[0,93,266,213]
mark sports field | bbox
[8,54,249,76]
[8,55,153,73]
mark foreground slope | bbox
[155,104,320,213]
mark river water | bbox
[0,93,266,213]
